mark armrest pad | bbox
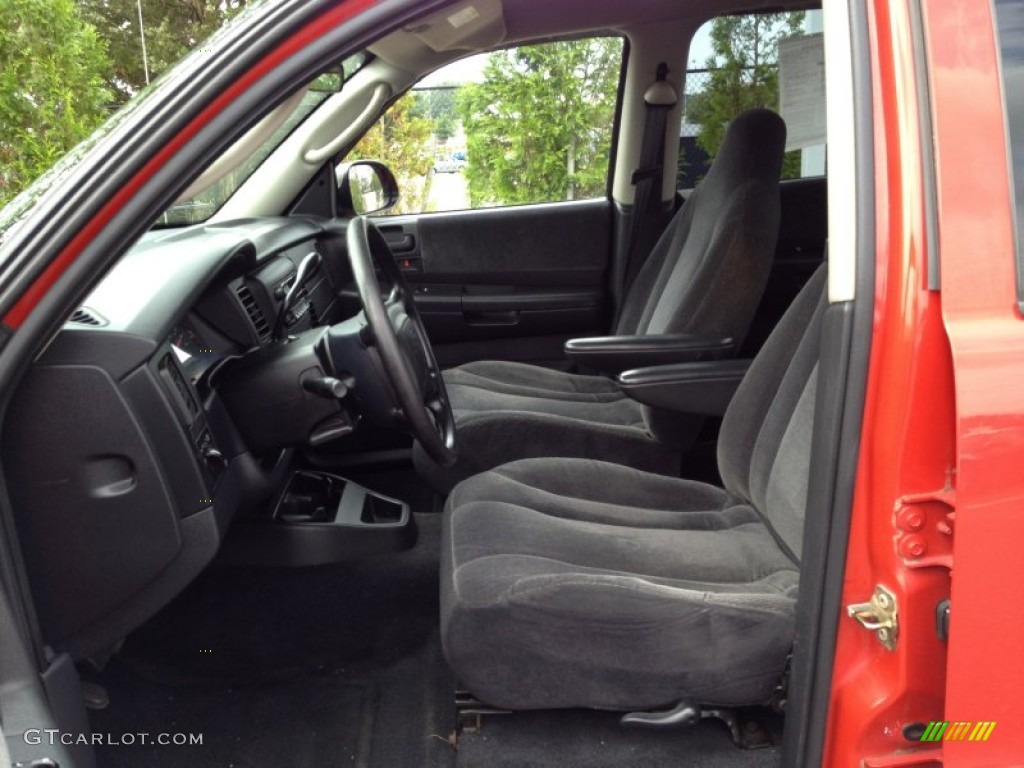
[563,334,734,375]
[617,359,752,416]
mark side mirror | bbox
[337,160,399,216]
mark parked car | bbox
[433,154,466,173]
[0,0,1021,767]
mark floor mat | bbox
[90,513,456,768]
[455,710,781,768]
[91,664,374,767]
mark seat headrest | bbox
[704,109,787,188]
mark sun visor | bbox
[403,0,506,52]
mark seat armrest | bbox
[563,334,734,375]
[616,359,753,416]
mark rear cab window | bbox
[681,10,825,189]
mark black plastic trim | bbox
[221,471,416,566]
[616,359,751,415]
[610,199,633,324]
[564,333,733,373]
[461,289,603,312]
[57,508,223,659]
[290,162,339,218]
[909,0,941,290]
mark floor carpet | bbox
[90,513,455,768]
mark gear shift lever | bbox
[273,251,321,340]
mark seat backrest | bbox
[717,264,828,561]
[615,108,787,345]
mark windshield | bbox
[156,53,369,227]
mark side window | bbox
[348,37,624,215]
[681,10,825,188]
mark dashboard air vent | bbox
[235,283,272,343]
[69,307,106,326]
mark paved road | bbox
[428,170,469,212]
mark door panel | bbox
[382,199,612,368]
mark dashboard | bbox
[2,216,361,658]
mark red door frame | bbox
[824,0,952,763]
[825,0,1024,765]
[928,0,1024,764]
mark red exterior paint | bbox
[823,0,954,764]
[826,0,1024,765]
[927,0,1024,764]
[2,0,376,329]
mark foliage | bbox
[687,12,805,178]
[0,0,113,206]
[79,0,249,104]
[416,86,458,142]
[349,92,436,214]
[1,0,253,208]
[457,38,621,207]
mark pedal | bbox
[620,701,772,750]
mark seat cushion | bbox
[445,360,627,403]
[442,459,800,711]
[413,361,687,493]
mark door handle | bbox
[389,234,416,253]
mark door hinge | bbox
[893,488,955,569]
[847,584,899,651]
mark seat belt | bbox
[613,63,677,326]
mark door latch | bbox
[847,585,899,651]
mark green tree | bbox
[349,92,435,214]
[416,86,459,142]
[687,13,805,178]
[457,38,621,207]
[79,0,249,104]
[0,0,113,206]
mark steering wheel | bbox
[346,216,457,467]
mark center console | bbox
[222,470,416,566]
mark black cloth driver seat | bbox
[415,109,787,493]
[441,265,826,710]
